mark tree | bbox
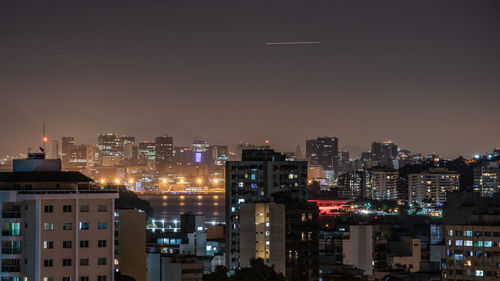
[203,266,229,281]
[229,258,286,281]
[114,272,136,281]
[115,188,154,217]
[287,265,308,281]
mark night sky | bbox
[1,0,499,158]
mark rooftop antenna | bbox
[42,122,48,153]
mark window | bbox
[43,223,54,231]
[63,205,72,212]
[80,258,89,266]
[98,276,106,281]
[80,205,89,212]
[43,241,53,249]
[62,259,72,266]
[97,223,107,230]
[63,278,71,281]
[456,240,463,246]
[80,240,89,248]
[98,205,107,212]
[80,277,89,281]
[43,259,53,267]
[44,205,53,213]
[464,240,473,247]
[98,240,107,248]
[63,223,72,230]
[43,278,53,281]
[449,230,454,236]
[476,270,484,277]
[62,241,72,248]
[485,241,493,247]
[79,222,89,230]
[465,231,473,237]
[98,258,107,265]
[474,241,483,247]
[2,222,21,236]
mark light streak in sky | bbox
[265,41,321,45]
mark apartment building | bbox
[0,153,118,281]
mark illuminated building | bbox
[155,135,173,170]
[473,161,499,197]
[408,168,460,209]
[364,168,398,200]
[371,141,399,169]
[0,153,118,281]
[337,171,364,200]
[239,202,286,275]
[306,137,339,177]
[61,136,75,167]
[444,192,500,280]
[273,192,319,280]
[138,141,156,166]
[209,145,228,166]
[61,136,88,172]
[97,133,118,164]
[225,149,308,270]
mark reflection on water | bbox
[141,194,225,222]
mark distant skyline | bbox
[1,0,499,158]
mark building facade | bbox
[225,149,308,270]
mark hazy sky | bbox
[0,0,499,158]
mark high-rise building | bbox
[225,149,308,270]
[47,139,59,159]
[97,133,119,164]
[239,202,286,275]
[408,168,460,209]
[337,171,364,200]
[0,153,118,281]
[443,191,500,280]
[155,136,173,170]
[473,161,499,197]
[273,192,319,280]
[306,137,339,177]
[97,134,135,165]
[364,168,398,200]
[61,136,75,167]
[61,137,88,172]
[371,141,399,169]
[138,141,156,166]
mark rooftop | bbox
[0,172,95,183]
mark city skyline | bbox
[1,0,499,158]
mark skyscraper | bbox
[225,149,308,270]
[306,137,339,177]
[371,141,399,169]
[155,135,173,170]
[408,168,460,209]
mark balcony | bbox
[1,211,21,219]
[1,247,21,255]
[1,266,20,272]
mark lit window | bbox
[43,223,54,231]
[79,222,89,230]
[464,240,473,247]
[476,270,484,277]
[448,230,454,236]
[484,241,493,247]
[456,240,463,246]
[465,231,473,237]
